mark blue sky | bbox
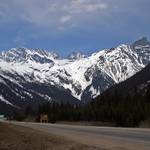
[0,0,150,57]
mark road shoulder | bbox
[0,122,101,150]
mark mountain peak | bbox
[68,52,86,60]
[0,47,57,64]
[132,37,150,47]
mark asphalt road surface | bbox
[11,122,150,150]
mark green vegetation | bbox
[12,84,150,127]
[36,85,150,127]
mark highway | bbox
[12,122,150,150]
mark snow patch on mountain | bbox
[0,95,15,107]
[69,52,86,60]
[0,37,150,103]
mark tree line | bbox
[35,85,150,127]
[13,84,150,127]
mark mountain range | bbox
[0,37,150,114]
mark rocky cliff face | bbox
[0,37,150,110]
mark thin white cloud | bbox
[60,15,72,24]
[13,35,26,46]
[0,0,149,35]
[0,0,108,29]
[70,0,108,13]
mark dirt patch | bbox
[0,122,102,150]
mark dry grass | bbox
[0,122,101,150]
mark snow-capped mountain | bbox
[0,37,150,111]
[0,47,59,64]
[68,52,86,60]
